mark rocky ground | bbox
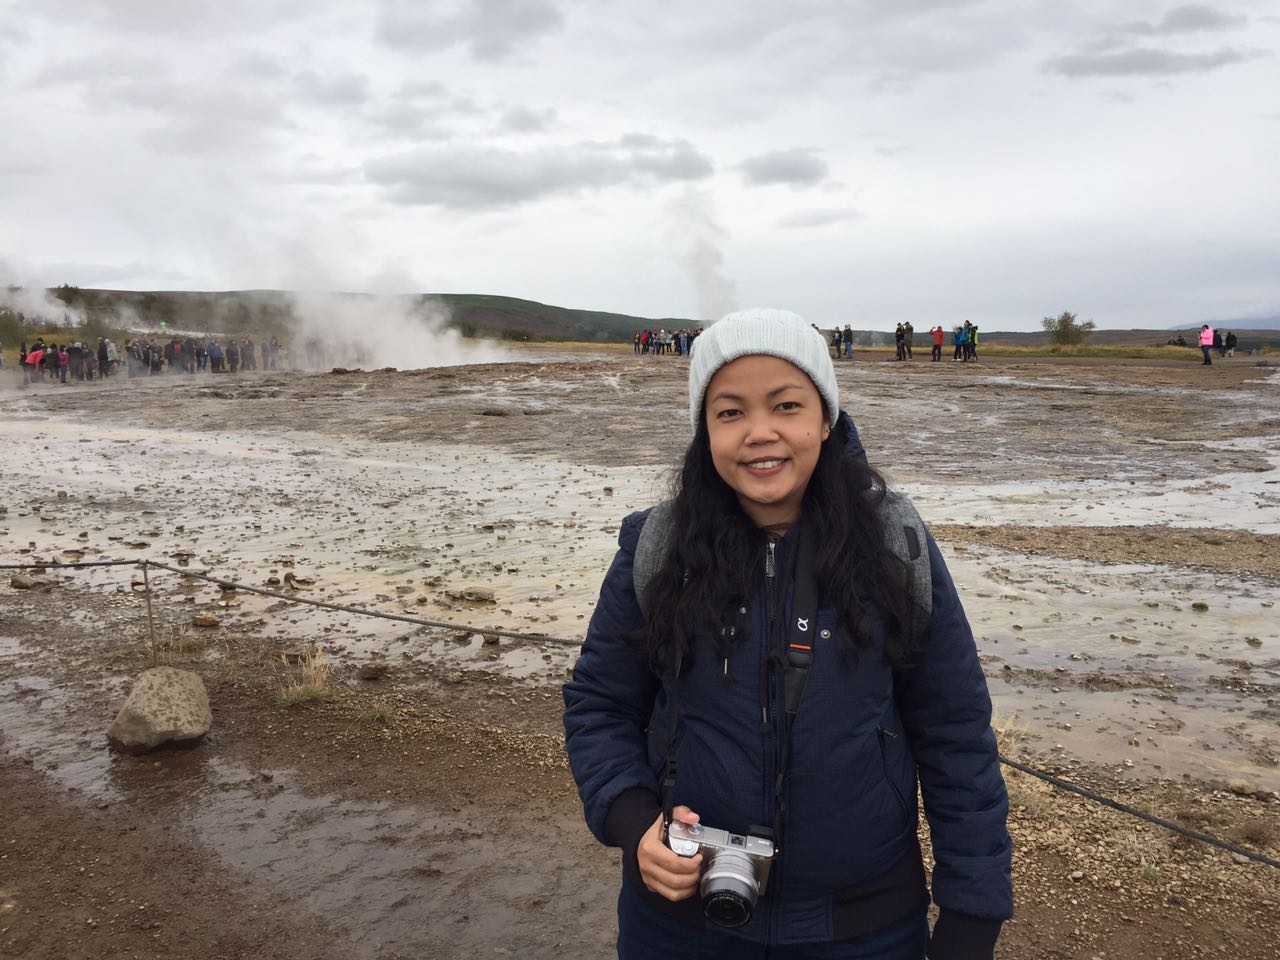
[1,347,1278,959]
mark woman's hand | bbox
[636,805,703,901]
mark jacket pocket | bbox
[875,724,911,828]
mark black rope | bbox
[3,556,1278,870]
[1000,754,1280,870]
[142,560,581,647]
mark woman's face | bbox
[704,354,829,528]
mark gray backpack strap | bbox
[633,494,932,643]
[633,500,675,617]
[879,491,933,646]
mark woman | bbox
[564,309,1011,958]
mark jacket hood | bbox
[836,409,869,469]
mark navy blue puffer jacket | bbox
[563,415,1012,955]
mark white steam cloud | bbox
[666,190,738,323]
[284,291,509,370]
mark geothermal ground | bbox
[1,347,1278,959]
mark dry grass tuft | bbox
[276,647,332,707]
[1234,818,1278,850]
[356,698,397,727]
[991,711,1029,755]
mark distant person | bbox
[1212,329,1224,358]
[831,327,841,359]
[969,324,980,362]
[903,321,914,360]
[1199,324,1214,365]
[24,344,44,382]
[930,325,944,362]
[227,338,240,374]
[842,324,854,359]
[1225,331,1237,358]
[894,323,906,361]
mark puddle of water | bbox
[0,670,120,799]
[120,756,609,957]
[947,544,1280,789]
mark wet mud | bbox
[1,349,1278,958]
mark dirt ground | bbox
[2,347,1278,959]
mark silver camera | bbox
[667,821,775,927]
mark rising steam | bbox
[283,292,509,370]
[666,190,738,323]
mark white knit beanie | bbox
[688,308,839,429]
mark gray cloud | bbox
[377,0,563,61]
[498,105,556,133]
[778,208,864,229]
[294,69,371,107]
[1044,46,1266,78]
[740,148,828,188]
[362,82,485,141]
[1118,5,1247,37]
[364,135,713,208]
[33,51,168,86]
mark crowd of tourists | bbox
[825,321,981,363]
[12,333,291,383]
[635,323,987,365]
[1195,326,1238,365]
[634,328,702,355]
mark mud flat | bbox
[1,349,1278,959]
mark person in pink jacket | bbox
[1199,324,1214,365]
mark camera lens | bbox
[699,851,759,927]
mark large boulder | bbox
[107,667,213,754]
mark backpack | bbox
[632,492,933,645]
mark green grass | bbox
[974,344,1210,361]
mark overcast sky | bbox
[2,1,1277,330]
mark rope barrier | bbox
[3,555,1278,870]
[142,559,581,647]
[999,755,1280,870]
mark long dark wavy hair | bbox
[634,410,921,673]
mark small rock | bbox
[1226,780,1254,797]
[482,634,500,646]
[357,661,389,681]
[1191,601,1209,612]
[443,671,464,685]
[10,573,55,590]
[445,587,496,604]
[191,613,221,628]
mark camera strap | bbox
[773,521,818,852]
[661,647,682,836]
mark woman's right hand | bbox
[636,805,703,901]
